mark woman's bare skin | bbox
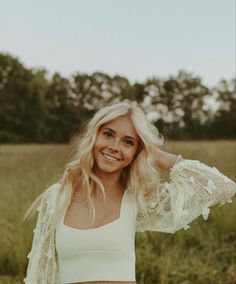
[64,187,125,229]
[70,273,137,284]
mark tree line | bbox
[0,53,235,143]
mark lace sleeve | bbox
[24,183,61,284]
[136,157,236,234]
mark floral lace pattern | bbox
[136,157,236,233]
[24,183,61,284]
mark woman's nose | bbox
[108,139,120,151]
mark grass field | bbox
[0,141,235,284]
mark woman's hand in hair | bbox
[154,148,180,171]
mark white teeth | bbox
[102,153,119,161]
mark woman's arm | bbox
[24,183,61,284]
[136,157,236,233]
[155,148,183,170]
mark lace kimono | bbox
[24,156,236,283]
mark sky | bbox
[0,0,235,87]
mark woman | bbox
[23,101,236,284]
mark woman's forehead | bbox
[100,116,138,139]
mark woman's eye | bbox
[103,131,113,138]
[103,132,134,146]
[125,139,134,146]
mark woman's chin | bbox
[95,162,121,174]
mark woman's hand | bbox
[154,148,180,170]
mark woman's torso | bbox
[56,188,137,284]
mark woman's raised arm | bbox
[136,157,236,233]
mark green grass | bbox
[0,141,235,284]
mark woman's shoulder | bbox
[42,182,61,199]
[36,182,62,215]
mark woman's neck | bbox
[93,168,123,197]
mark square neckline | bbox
[62,189,128,231]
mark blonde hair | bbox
[23,100,164,231]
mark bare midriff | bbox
[72,282,137,284]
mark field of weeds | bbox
[0,141,235,284]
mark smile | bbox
[102,152,121,162]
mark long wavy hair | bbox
[23,101,164,231]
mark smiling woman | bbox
[93,116,140,180]
[23,101,236,284]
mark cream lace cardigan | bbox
[24,157,236,283]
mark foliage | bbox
[0,53,235,143]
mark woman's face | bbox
[93,115,140,175]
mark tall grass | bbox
[0,141,235,284]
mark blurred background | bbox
[0,1,235,283]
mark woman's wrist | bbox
[174,154,184,166]
[155,148,182,170]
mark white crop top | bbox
[55,189,137,283]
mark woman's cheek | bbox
[95,136,106,148]
[124,148,136,161]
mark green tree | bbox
[142,71,210,139]
[0,53,49,142]
[206,79,236,138]
[44,73,88,142]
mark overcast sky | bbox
[0,0,235,87]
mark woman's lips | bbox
[101,152,121,162]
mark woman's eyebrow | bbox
[103,127,138,142]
